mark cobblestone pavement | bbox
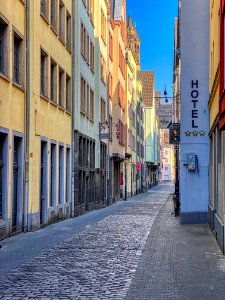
[126,198,225,300]
[0,183,173,300]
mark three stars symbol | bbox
[185,130,206,137]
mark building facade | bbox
[109,0,127,202]
[208,0,221,249]
[138,71,159,189]
[0,0,26,239]
[0,0,73,239]
[180,0,210,224]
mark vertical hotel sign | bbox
[180,0,210,223]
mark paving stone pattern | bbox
[0,184,173,300]
[126,196,225,300]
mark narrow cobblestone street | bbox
[1,183,225,300]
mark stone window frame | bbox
[59,0,65,44]
[40,0,50,23]
[50,56,57,103]
[0,13,10,79]
[12,26,25,88]
[66,10,71,51]
[50,0,58,35]
[40,47,49,99]
[58,65,65,108]
[0,127,9,222]
[65,73,71,113]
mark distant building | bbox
[160,130,172,181]
[138,71,159,188]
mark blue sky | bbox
[126,0,178,97]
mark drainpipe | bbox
[106,13,110,205]
[71,0,76,217]
[24,0,30,232]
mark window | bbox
[40,49,48,97]
[50,0,57,32]
[86,34,90,64]
[86,0,90,15]
[109,116,112,141]
[101,55,106,83]
[81,22,86,58]
[80,76,86,113]
[109,32,113,60]
[66,11,71,50]
[86,83,90,116]
[66,75,71,112]
[13,32,24,86]
[109,73,113,99]
[59,1,65,41]
[90,41,94,72]
[118,82,125,110]
[66,147,70,203]
[0,19,8,76]
[119,45,125,77]
[101,9,106,43]
[90,0,94,23]
[50,59,57,102]
[50,143,56,207]
[90,89,94,120]
[101,98,106,124]
[59,68,64,107]
[41,0,49,19]
[119,121,125,146]
[58,145,64,205]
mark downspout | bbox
[106,13,110,205]
[71,0,76,217]
[24,0,30,231]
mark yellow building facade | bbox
[0,0,26,238]
[28,0,72,230]
[0,0,72,239]
[208,0,221,248]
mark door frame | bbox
[11,131,24,234]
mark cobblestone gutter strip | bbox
[0,185,173,300]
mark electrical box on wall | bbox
[187,153,197,171]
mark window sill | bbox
[66,45,72,54]
[50,25,58,37]
[101,78,106,86]
[0,72,10,83]
[12,80,25,92]
[101,35,106,46]
[50,99,58,106]
[80,109,86,116]
[59,35,66,47]
[58,105,65,112]
[40,94,50,102]
[81,52,87,62]
[65,110,71,116]
[40,13,50,25]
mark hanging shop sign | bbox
[159,116,172,129]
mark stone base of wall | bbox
[214,213,224,253]
[0,219,10,241]
[208,204,216,231]
[180,212,208,224]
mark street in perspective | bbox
[1,0,225,299]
